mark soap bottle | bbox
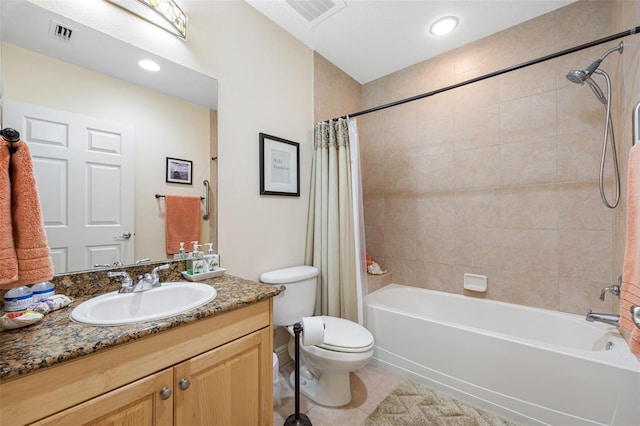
[190,242,206,275]
[3,286,33,313]
[204,243,219,271]
[174,242,187,260]
[31,281,55,303]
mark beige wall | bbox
[2,42,211,266]
[28,0,315,281]
[314,52,362,123]
[359,0,640,314]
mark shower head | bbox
[566,41,623,84]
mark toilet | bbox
[260,265,374,407]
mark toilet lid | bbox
[318,316,374,353]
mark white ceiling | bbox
[246,0,576,84]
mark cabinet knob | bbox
[159,387,172,400]
[179,378,191,390]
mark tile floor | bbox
[273,361,403,426]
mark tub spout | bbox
[586,309,619,327]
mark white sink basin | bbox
[70,282,217,326]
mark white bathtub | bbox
[366,284,640,425]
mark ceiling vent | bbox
[285,0,346,27]
[48,20,77,44]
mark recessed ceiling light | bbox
[139,59,161,72]
[429,16,459,36]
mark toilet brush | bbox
[284,322,312,426]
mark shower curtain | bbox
[305,118,367,324]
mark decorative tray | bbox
[181,268,226,281]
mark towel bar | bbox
[155,194,205,200]
[632,305,640,331]
[155,180,210,221]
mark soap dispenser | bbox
[174,242,187,260]
[204,243,219,271]
[190,242,206,275]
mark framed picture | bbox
[166,157,192,185]
[259,133,300,196]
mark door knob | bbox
[116,232,132,240]
[179,378,191,390]
[159,387,172,400]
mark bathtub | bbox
[365,284,640,426]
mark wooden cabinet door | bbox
[31,368,173,426]
[173,328,272,426]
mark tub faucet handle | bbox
[599,276,621,301]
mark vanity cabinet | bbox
[1,300,273,426]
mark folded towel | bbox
[0,139,54,289]
[621,143,640,356]
[0,141,18,285]
[165,195,201,255]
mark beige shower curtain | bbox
[305,118,363,323]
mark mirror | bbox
[1,1,218,274]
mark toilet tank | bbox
[260,266,319,327]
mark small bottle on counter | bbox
[174,242,187,260]
[3,286,33,313]
[203,243,220,271]
[31,281,55,303]
[186,241,206,275]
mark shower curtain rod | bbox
[338,25,640,121]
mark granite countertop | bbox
[0,264,279,382]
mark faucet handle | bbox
[599,277,622,301]
[107,271,133,292]
[152,264,170,277]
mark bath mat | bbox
[364,379,516,426]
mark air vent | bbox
[48,20,77,44]
[285,0,346,27]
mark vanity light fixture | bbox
[428,16,459,36]
[139,59,161,72]
[108,0,187,40]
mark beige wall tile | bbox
[454,188,502,228]
[418,226,455,265]
[498,272,560,311]
[500,137,557,186]
[558,181,614,230]
[499,11,556,66]
[502,184,558,229]
[499,61,557,102]
[500,91,557,143]
[559,229,613,282]
[556,130,602,182]
[558,277,615,315]
[454,104,500,151]
[423,262,456,292]
[453,146,501,189]
[501,229,559,276]
[416,191,456,229]
[417,152,454,193]
[455,227,502,270]
[383,146,417,193]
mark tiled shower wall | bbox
[357,0,640,314]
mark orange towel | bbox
[621,143,640,356]
[0,140,18,285]
[165,195,201,255]
[0,139,54,289]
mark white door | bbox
[2,99,135,273]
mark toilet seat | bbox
[290,316,374,353]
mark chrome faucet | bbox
[132,264,170,292]
[107,271,134,293]
[586,309,620,327]
[599,276,621,301]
